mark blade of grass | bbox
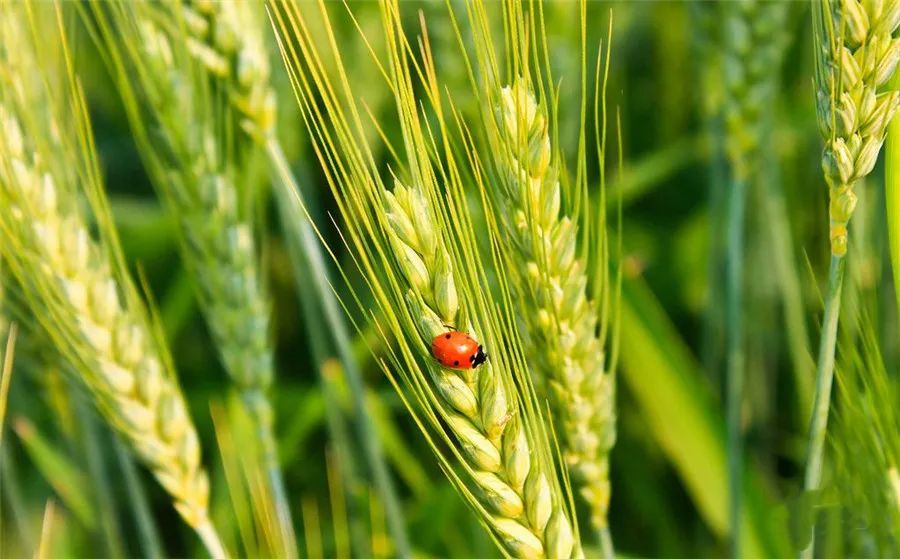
[2,443,35,553]
[886,73,900,315]
[619,276,792,559]
[35,500,57,559]
[301,496,325,559]
[73,394,125,559]
[13,417,94,530]
[112,434,163,559]
[0,324,16,448]
[276,168,369,556]
[760,164,815,422]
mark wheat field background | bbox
[0,1,898,558]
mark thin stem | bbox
[278,194,369,555]
[598,526,615,559]
[195,518,229,559]
[726,176,747,559]
[799,254,846,559]
[267,139,411,558]
[241,390,298,558]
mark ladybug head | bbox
[472,345,487,368]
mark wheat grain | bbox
[385,181,579,559]
[816,0,900,256]
[0,60,224,559]
[493,80,615,534]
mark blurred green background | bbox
[2,2,898,558]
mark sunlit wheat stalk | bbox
[805,1,900,557]
[719,2,789,556]
[492,80,615,545]
[0,5,225,556]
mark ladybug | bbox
[431,331,487,369]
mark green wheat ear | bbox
[0,4,225,556]
[269,1,584,556]
[85,1,298,550]
[385,180,577,558]
[815,0,900,256]
[492,78,615,536]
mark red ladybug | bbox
[431,331,487,369]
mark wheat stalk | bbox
[804,2,900,558]
[718,3,789,555]
[493,79,615,537]
[384,180,579,559]
[0,7,224,556]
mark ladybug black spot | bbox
[453,360,459,367]
[445,334,451,339]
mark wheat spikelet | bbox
[384,181,579,559]
[0,10,222,553]
[493,80,614,533]
[815,0,900,256]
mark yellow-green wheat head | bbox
[814,0,900,256]
[270,0,617,555]
[0,2,215,540]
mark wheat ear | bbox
[493,80,615,535]
[171,2,420,553]
[89,2,295,548]
[721,1,789,180]
[179,0,276,140]
[0,77,225,559]
[816,0,900,256]
[384,181,579,559]
[803,3,900,557]
[132,11,278,457]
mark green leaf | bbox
[13,416,95,530]
[619,277,792,558]
[786,489,819,552]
